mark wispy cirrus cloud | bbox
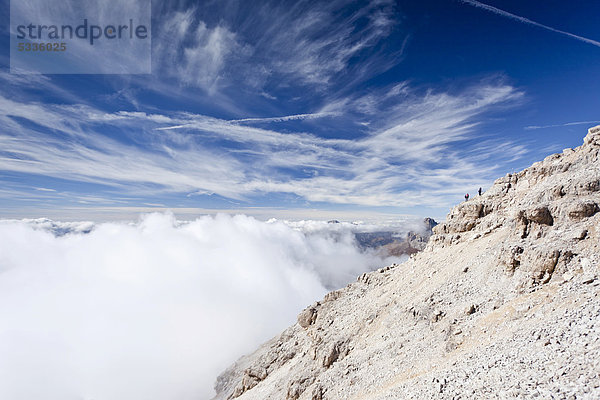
[255,0,399,86]
[151,0,401,93]
[0,79,526,211]
[153,8,246,92]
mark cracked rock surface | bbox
[212,126,600,400]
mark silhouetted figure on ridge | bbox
[465,193,469,201]
[478,187,482,196]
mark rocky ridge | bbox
[212,126,600,400]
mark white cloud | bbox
[0,80,526,210]
[254,0,399,86]
[228,111,340,124]
[150,0,400,92]
[0,213,405,399]
[153,9,245,91]
[460,0,600,48]
[524,120,600,130]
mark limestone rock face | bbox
[212,126,600,400]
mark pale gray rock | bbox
[212,126,600,400]
[568,200,599,221]
[297,306,318,329]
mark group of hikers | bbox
[464,187,482,201]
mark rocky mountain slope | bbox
[212,126,600,400]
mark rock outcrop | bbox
[213,126,600,400]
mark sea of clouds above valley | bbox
[0,213,413,399]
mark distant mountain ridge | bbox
[212,126,600,400]
[354,217,437,256]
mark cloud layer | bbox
[152,0,399,91]
[0,213,405,399]
[0,77,526,212]
[0,1,539,216]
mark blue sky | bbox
[1,0,599,221]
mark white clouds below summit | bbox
[0,213,405,399]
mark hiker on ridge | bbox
[465,193,469,201]
[478,187,482,196]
